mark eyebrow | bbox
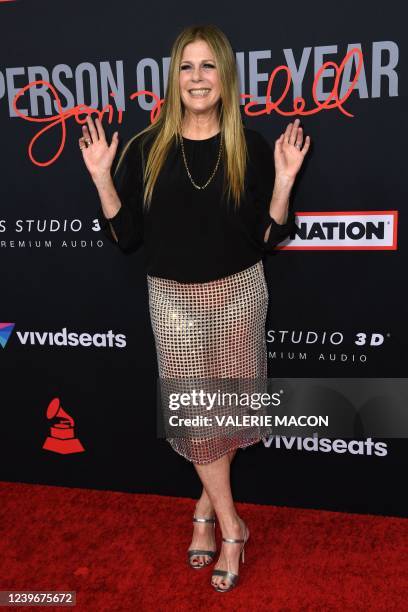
[180,59,215,63]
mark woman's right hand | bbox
[79,115,119,185]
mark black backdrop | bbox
[1,0,407,517]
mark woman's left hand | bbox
[274,118,311,181]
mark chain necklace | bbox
[180,132,223,190]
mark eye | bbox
[179,63,215,70]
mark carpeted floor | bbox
[0,481,407,611]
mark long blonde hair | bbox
[114,24,248,209]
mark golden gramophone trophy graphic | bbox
[42,397,85,454]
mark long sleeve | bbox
[97,137,145,254]
[246,129,297,252]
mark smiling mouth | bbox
[188,88,211,96]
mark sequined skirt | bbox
[147,260,273,464]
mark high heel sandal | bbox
[211,519,249,592]
[187,516,216,569]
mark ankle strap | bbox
[193,516,216,524]
[222,537,244,543]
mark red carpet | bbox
[0,481,407,611]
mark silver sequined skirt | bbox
[147,260,273,464]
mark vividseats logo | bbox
[278,211,398,250]
[0,322,15,348]
[263,433,388,456]
[0,323,126,348]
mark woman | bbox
[79,24,310,593]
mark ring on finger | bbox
[79,137,89,150]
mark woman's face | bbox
[179,39,221,117]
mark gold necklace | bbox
[180,133,223,190]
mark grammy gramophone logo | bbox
[42,397,85,454]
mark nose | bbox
[191,66,203,82]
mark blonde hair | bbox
[114,24,248,210]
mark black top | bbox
[97,126,296,283]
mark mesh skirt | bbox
[147,260,273,464]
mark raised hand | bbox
[79,115,119,183]
[274,118,311,181]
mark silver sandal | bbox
[187,516,216,569]
[211,520,249,592]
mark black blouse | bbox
[97,126,296,283]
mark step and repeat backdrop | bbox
[1,0,406,516]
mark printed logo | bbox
[279,211,398,250]
[263,433,388,456]
[0,324,126,348]
[43,397,85,455]
[0,323,15,348]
